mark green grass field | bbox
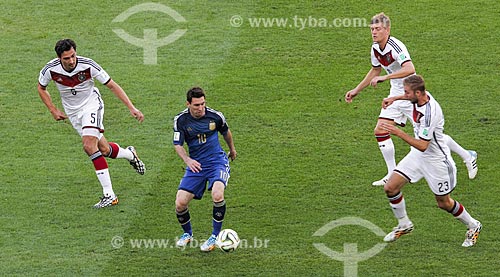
[1,0,499,276]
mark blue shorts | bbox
[178,163,230,200]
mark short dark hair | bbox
[404,75,426,92]
[55,39,76,57]
[186,87,205,103]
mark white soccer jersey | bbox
[38,56,111,115]
[411,92,450,160]
[371,36,412,96]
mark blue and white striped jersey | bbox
[173,107,229,166]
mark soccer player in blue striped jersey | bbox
[173,87,237,252]
[345,13,477,186]
[37,39,146,209]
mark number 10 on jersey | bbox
[197,133,207,144]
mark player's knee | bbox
[82,144,95,155]
[82,136,99,155]
[99,144,111,156]
[212,191,224,202]
[175,199,188,211]
[211,182,225,201]
[374,121,384,132]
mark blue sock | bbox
[176,209,192,236]
[212,200,226,236]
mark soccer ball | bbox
[216,229,240,252]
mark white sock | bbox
[398,215,412,227]
[378,138,396,175]
[109,142,134,160]
[452,201,477,229]
[388,192,410,225]
[115,146,134,160]
[443,134,470,161]
[96,168,115,197]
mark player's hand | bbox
[345,90,358,103]
[51,109,68,121]
[380,122,401,136]
[370,76,385,87]
[186,158,202,173]
[382,97,395,109]
[130,108,144,123]
[228,150,237,161]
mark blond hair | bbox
[370,12,391,28]
[403,75,426,92]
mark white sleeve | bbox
[38,68,52,87]
[92,67,111,84]
[371,48,381,67]
[395,43,411,66]
[418,124,432,141]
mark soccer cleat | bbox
[93,195,118,209]
[176,233,193,247]
[462,221,482,247]
[372,175,389,186]
[384,222,414,242]
[127,146,145,175]
[464,150,478,179]
[200,235,217,252]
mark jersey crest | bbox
[209,121,216,131]
[373,49,395,67]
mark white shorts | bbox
[379,99,413,126]
[68,97,104,138]
[394,148,457,195]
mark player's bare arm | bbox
[345,67,382,103]
[223,129,237,161]
[370,61,415,87]
[37,83,68,121]
[382,95,409,109]
[105,79,144,123]
[380,122,430,151]
[174,144,202,173]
